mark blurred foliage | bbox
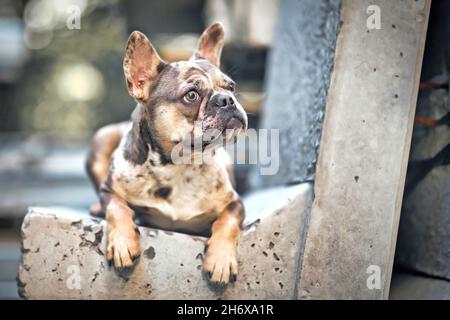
[7,0,134,137]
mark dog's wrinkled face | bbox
[123,23,247,159]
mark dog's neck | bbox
[123,104,172,166]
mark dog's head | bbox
[123,23,247,161]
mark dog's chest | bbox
[111,149,233,223]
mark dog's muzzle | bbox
[207,92,248,130]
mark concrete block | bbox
[249,0,341,188]
[17,183,312,299]
[298,0,431,299]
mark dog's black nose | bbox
[214,93,235,108]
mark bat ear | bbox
[191,22,225,67]
[123,31,165,103]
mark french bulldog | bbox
[86,22,248,285]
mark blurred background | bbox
[0,0,278,222]
[0,0,449,300]
[0,0,277,298]
[0,0,275,214]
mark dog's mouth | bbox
[188,115,247,150]
[225,116,246,131]
[221,116,245,142]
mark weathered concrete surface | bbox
[18,183,311,299]
[249,0,341,188]
[395,0,450,281]
[298,0,431,299]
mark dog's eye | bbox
[184,90,200,103]
[228,83,236,92]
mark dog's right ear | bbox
[123,31,165,103]
[191,22,225,67]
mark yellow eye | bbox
[184,90,199,103]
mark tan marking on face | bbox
[153,105,194,152]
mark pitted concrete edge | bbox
[18,183,312,299]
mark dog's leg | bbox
[86,123,127,216]
[104,193,141,269]
[204,198,244,285]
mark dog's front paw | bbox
[203,239,238,286]
[107,225,141,270]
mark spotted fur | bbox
[86,23,246,285]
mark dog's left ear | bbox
[191,22,225,67]
[124,31,165,103]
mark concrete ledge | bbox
[298,0,430,299]
[17,183,312,299]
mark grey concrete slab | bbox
[298,0,431,299]
[249,0,341,188]
[18,183,312,299]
